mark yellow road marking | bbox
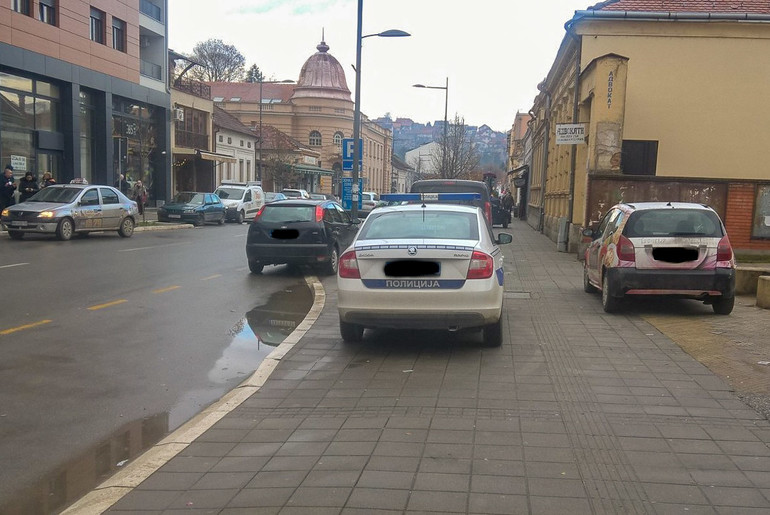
[1,319,52,335]
[153,285,181,294]
[201,274,222,281]
[88,299,128,311]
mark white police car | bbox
[337,193,513,346]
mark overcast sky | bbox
[168,0,594,133]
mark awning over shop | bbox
[197,150,237,163]
[292,164,335,176]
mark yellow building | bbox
[210,39,392,196]
[528,0,770,254]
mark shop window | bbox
[39,0,56,25]
[309,130,321,146]
[90,7,105,44]
[112,17,126,52]
[621,140,658,176]
[12,0,30,15]
[753,185,770,239]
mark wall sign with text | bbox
[555,124,587,145]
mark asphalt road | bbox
[0,224,312,512]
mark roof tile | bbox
[588,0,770,13]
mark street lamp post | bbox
[258,78,294,184]
[351,0,409,218]
[413,78,448,177]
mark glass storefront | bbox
[112,97,162,203]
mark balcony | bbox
[140,0,162,22]
[175,130,208,150]
[172,78,211,100]
[140,60,162,81]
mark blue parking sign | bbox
[342,138,363,171]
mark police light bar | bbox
[381,192,481,202]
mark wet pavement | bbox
[64,219,770,514]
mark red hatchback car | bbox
[583,202,736,314]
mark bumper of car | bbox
[609,267,735,298]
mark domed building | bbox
[210,39,392,196]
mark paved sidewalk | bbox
[72,219,770,514]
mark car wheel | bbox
[118,217,135,238]
[217,212,225,225]
[340,319,364,342]
[56,217,74,241]
[236,210,245,224]
[482,317,503,347]
[583,266,597,293]
[712,296,734,315]
[321,246,339,276]
[194,214,204,227]
[8,230,24,240]
[248,260,264,274]
[601,273,621,313]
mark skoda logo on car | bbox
[408,246,417,256]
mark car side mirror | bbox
[496,233,513,245]
[582,227,596,239]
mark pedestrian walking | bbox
[131,180,147,215]
[18,172,39,203]
[1,165,17,211]
[114,174,129,195]
[40,171,56,188]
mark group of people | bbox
[1,164,57,211]
[114,174,148,215]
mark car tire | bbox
[194,214,204,227]
[321,246,339,276]
[118,217,135,238]
[236,210,245,224]
[601,273,621,313]
[712,296,734,315]
[8,230,24,240]
[217,212,225,225]
[56,217,74,241]
[482,317,503,347]
[248,260,264,274]
[340,319,364,342]
[583,266,597,293]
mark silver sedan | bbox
[1,184,139,240]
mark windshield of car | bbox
[172,192,205,205]
[358,210,480,240]
[624,209,724,238]
[260,205,315,223]
[214,187,244,200]
[26,187,79,203]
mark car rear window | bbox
[358,211,479,240]
[261,205,315,223]
[624,209,724,238]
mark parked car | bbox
[281,188,310,199]
[157,192,226,226]
[337,196,513,346]
[310,193,339,202]
[1,184,138,240]
[213,181,264,223]
[359,191,381,217]
[583,202,736,314]
[246,199,359,275]
[264,192,287,204]
[490,196,511,228]
[410,179,493,226]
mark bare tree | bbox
[188,39,246,82]
[244,64,264,83]
[432,115,480,179]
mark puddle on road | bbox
[1,282,313,515]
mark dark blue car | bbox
[157,192,226,226]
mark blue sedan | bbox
[157,192,226,226]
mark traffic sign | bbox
[342,138,362,171]
[341,177,363,210]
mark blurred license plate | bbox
[11,221,28,226]
[169,214,181,219]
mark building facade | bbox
[213,106,257,187]
[1,0,171,203]
[210,40,393,197]
[527,0,770,254]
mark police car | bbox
[337,193,513,346]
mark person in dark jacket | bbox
[18,172,39,203]
[1,165,16,211]
[114,174,129,195]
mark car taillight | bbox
[467,251,494,279]
[484,201,492,224]
[253,205,265,222]
[315,205,324,223]
[617,234,636,262]
[339,250,360,278]
[717,235,733,262]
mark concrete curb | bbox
[134,223,194,232]
[61,276,326,515]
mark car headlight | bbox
[1,208,8,217]
[39,211,55,218]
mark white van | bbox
[214,181,265,223]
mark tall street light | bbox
[413,77,448,177]
[351,0,409,219]
[258,78,295,184]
